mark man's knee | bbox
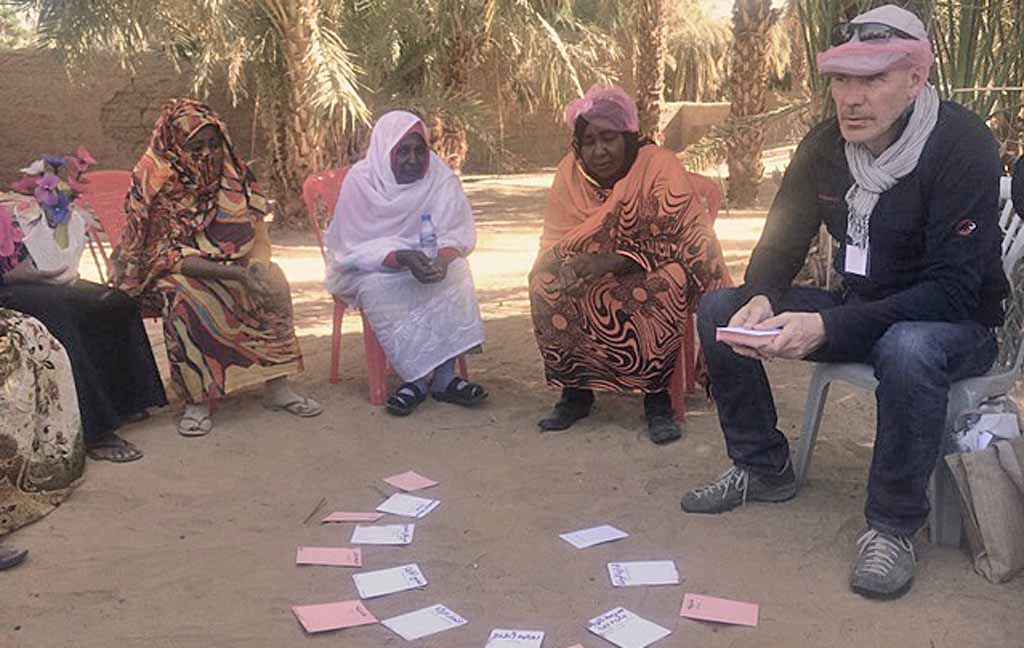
[873,322,946,375]
[698,287,746,328]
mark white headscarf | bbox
[325,111,476,295]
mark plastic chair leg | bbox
[361,312,388,406]
[85,234,107,284]
[794,366,833,487]
[928,462,963,547]
[683,313,697,395]
[329,301,345,384]
[457,355,469,379]
[670,348,687,423]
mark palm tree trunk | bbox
[634,0,667,142]
[266,0,328,229]
[432,33,473,174]
[725,0,773,207]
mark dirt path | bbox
[4,173,1022,648]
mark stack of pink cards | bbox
[715,326,780,349]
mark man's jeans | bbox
[698,287,998,536]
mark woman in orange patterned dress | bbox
[530,85,730,443]
[113,99,321,437]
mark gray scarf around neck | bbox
[844,84,940,251]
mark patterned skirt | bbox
[530,261,695,394]
[157,273,303,403]
[0,309,85,535]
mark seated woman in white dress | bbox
[325,110,487,416]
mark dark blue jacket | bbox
[742,101,1009,361]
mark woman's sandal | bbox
[431,377,488,407]
[0,546,29,570]
[386,383,427,416]
[265,396,323,417]
[86,435,144,462]
[178,413,213,437]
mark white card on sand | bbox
[376,493,440,518]
[350,523,415,545]
[352,563,428,599]
[382,604,468,640]
[844,244,868,276]
[588,607,671,648]
[560,524,629,549]
[485,629,545,648]
[607,561,680,587]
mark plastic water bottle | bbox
[419,213,438,259]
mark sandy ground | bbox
[3,172,1024,648]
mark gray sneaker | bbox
[680,460,797,514]
[850,528,916,599]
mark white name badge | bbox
[844,244,868,276]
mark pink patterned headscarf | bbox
[564,84,639,133]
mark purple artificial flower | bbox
[49,191,72,225]
[33,173,60,207]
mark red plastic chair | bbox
[76,170,133,283]
[303,167,467,405]
[668,172,727,420]
[686,171,723,222]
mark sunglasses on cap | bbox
[830,21,918,46]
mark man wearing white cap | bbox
[682,5,1009,599]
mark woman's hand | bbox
[4,261,67,285]
[530,248,559,276]
[567,253,635,280]
[394,250,444,284]
[243,262,275,306]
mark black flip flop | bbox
[432,377,488,407]
[386,382,427,416]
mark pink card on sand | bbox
[296,546,363,567]
[384,471,439,492]
[322,511,385,523]
[680,593,759,627]
[292,600,378,633]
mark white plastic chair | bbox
[794,177,1024,547]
